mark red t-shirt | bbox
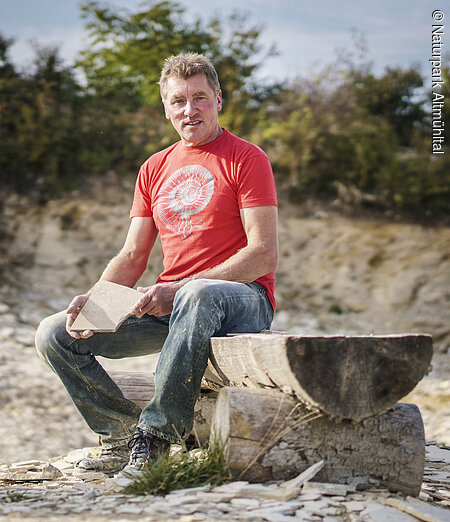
[130,129,277,310]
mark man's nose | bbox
[184,100,198,116]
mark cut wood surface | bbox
[109,371,217,444]
[211,387,425,497]
[208,333,433,420]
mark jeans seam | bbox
[67,346,133,438]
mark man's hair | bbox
[159,52,220,100]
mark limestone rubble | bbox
[0,443,448,521]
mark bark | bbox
[208,333,433,420]
[210,387,425,496]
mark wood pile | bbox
[110,333,433,496]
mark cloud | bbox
[9,25,86,69]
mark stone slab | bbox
[0,463,62,482]
[426,446,450,465]
[386,497,450,522]
[69,281,142,332]
[362,501,418,521]
[302,481,354,496]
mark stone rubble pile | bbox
[0,443,449,521]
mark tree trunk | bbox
[208,334,432,421]
[109,371,217,445]
[211,387,425,497]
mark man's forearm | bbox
[132,242,277,318]
[187,242,277,285]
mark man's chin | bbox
[180,130,206,145]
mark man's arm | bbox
[132,205,278,317]
[66,217,158,337]
[98,217,159,287]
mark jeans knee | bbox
[35,311,67,362]
[174,279,219,309]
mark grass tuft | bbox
[122,438,231,496]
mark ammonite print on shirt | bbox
[156,165,214,239]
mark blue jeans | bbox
[35,279,273,444]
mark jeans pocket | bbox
[249,282,274,329]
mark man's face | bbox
[163,74,222,147]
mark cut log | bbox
[210,387,425,496]
[208,333,433,420]
[109,371,156,408]
[108,371,217,444]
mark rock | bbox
[0,199,449,520]
[71,469,108,483]
[1,460,44,469]
[361,501,417,521]
[302,482,355,496]
[386,497,450,522]
[260,487,302,502]
[426,445,450,465]
[0,462,62,482]
[260,461,324,501]
[230,497,261,508]
[342,500,366,512]
[0,326,14,340]
[280,461,324,490]
[0,303,10,314]
[64,447,97,464]
[104,475,134,492]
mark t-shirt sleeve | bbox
[236,153,277,209]
[130,164,153,218]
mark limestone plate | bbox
[70,281,143,333]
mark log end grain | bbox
[285,334,433,420]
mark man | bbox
[35,52,278,474]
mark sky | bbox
[0,0,445,85]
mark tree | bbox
[0,34,26,193]
[350,66,426,147]
[76,0,278,135]
[77,0,214,108]
[253,76,399,205]
[0,36,84,194]
[204,12,279,136]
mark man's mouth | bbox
[183,120,202,128]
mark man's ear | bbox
[217,90,223,112]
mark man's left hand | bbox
[131,282,182,317]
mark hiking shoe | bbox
[126,428,170,469]
[77,444,130,473]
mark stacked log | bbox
[109,333,433,496]
[207,334,433,420]
[109,371,216,445]
[210,387,425,496]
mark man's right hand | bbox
[65,293,93,339]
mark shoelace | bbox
[128,430,153,462]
